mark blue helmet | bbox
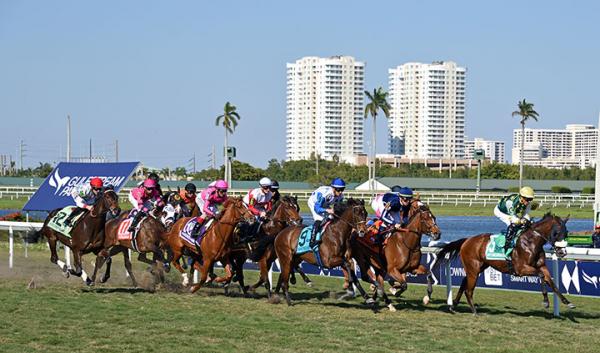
[390,185,403,194]
[398,187,413,198]
[330,178,346,189]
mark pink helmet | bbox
[214,180,229,190]
[143,178,157,188]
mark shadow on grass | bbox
[81,287,150,294]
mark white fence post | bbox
[445,260,453,305]
[65,246,71,269]
[9,225,14,269]
[552,254,561,317]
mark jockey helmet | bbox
[214,180,229,190]
[143,179,157,188]
[270,180,280,190]
[148,172,160,182]
[184,183,197,193]
[259,177,272,187]
[330,178,346,189]
[390,185,403,194]
[90,177,103,188]
[398,187,413,199]
[519,186,534,199]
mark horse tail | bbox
[249,234,276,262]
[435,238,468,264]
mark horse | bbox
[436,213,573,315]
[163,197,256,293]
[274,198,373,306]
[89,195,178,286]
[352,202,441,311]
[40,189,120,284]
[227,195,304,297]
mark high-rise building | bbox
[464,138,505,162]
[388,61,466,159]
[285,56,364,161]
[512,124,598,168]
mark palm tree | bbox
[364,87,391,191]
[512,99,539,188]
[215,102,241,184]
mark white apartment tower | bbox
[286,56,364,161]
[388,61,466,159]
[464,138,506,162]
[512,124,598,168]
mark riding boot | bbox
[128,211,145,232]
[191,217,204,239]
[504,224,518,274]
[309,220,322,248]
[64,207,84,226]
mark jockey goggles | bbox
[522,196,533,202]
[333,187,345,192]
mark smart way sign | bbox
[23,162,139,211]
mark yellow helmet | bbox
[519,186,534,199]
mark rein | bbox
[90,190,118,218]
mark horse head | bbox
[406,202,441,240]
[335,198,368,236]
[534,213,569,258]
[96,189,120,218]
[274,195,303,226]
[222,197,255,225]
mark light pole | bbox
[473,149,485,197]
[594,113,600,232]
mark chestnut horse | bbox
[274,198,373,306]
[40,189,120,284]
[436,213,573,314]
[352,202,441,311]
[164,197,255,293]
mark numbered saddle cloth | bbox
[296,222,330,255]
[485,234,508,260]
[116,211,146,241]
[180,218,213,246]
[47,206,86,238]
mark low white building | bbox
[464,138,505,162]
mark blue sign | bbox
[23,162,139,211]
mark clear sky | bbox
[1,0,599,169]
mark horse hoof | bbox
[289,277,296,285]
[365,298,375,306]
[63,271,70,279]
[85,278,94,286]
[448,306,456,313]
[163,264,171,273]
[567,303,576,309]
[542,301,550,309]
[306,281,313,288]
[388,303,397,312]
[100,277,109,284]
[389,287,398,296]
[423,295,430,305]
[369,284,376,292]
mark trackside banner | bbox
[23,162,139,211]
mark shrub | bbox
[507,186,520,193]
[551,186,572,194]
[581,187,595,194]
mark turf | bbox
[0,248,599,353]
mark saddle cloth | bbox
[296,222,330,255]
[47,206,86,238]
[179,218,214,246]
[485,228,526,260]
[116,211,146,240]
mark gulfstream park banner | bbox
[23,162,139,211]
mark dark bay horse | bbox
[352,202,441,311]
[227,195,304,297]
[164,197,255,293]
[89,199,177,286]
[436,213,572,314]
[40,189,120,284]
[274,198,373,306]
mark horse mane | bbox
[222,196,241,208]
[333,198,363,217]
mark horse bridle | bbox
[90,189,119,218]
[332,204,367,231]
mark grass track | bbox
[0,249,599,353]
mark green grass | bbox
[0,249,599,353]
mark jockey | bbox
[307,178,345,248]
[179,183,198,216]
[127,178,164,232]
[494,186,534,255]
[370,185,403,233]
[65,177,104,226]
[191,180,229,237]
[137,172,163,196]
[243,177,273,219]
[397,186,415,227]
[270,180,280,204]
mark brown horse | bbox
[352,202,441,311]
[164,197,255,293]
[40,189,120,284]
[89,197,178,286]
[227,195,304,297]
[274,198,373,306]
[436,213,572,314]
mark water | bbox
[299,213,593,243]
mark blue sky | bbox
[1,0,599,169]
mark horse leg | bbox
[343,260,374,306]
[539,265,575,309]
[411,264,433,305]
[170,249,189,286]
[296,266,313,287]
[376,272,395,312]
[120,247,138,287]
[190,260,213,294]
[48,236,70,278]
[463,273,479,315]
[90,249,110,284]
[539,272,550,309]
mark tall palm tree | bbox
[215,102,241,184]
[364,87,391,190]
[512,99,539,188]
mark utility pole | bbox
[89,138,92,162]
[115,139,119,162]
[67,115,71,162]
[594,112,600,232]
[193,153,196,174]
[212,145,216,169]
